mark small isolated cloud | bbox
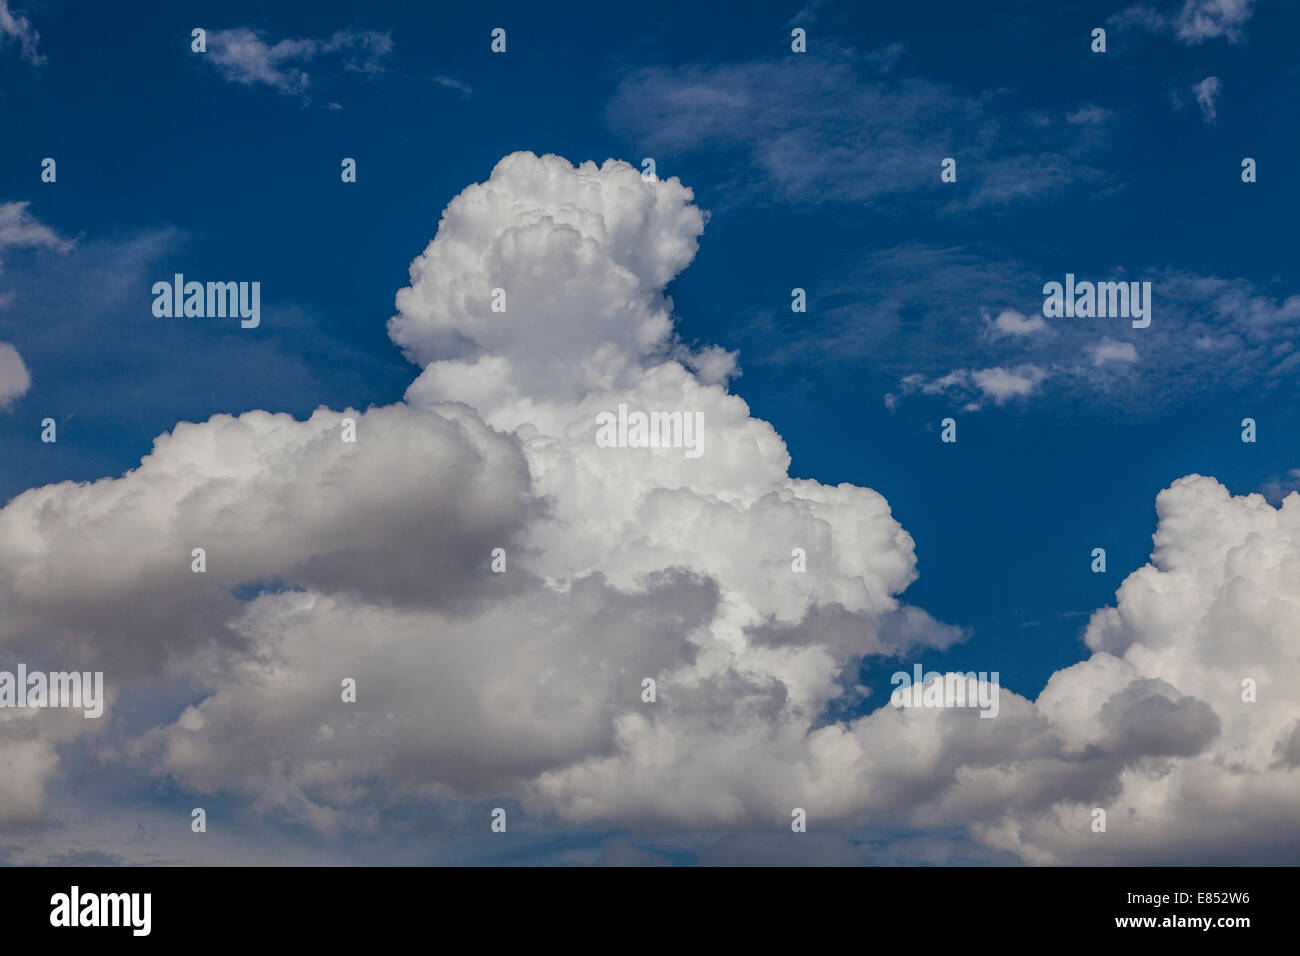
[433,75,473,98]
[891,363,1049,410]
[0,0,41,65]
[1193,76,1221,122]
[1089,337,1139,365]
[991,308,1047,336]
[1066,106,1111,125]
[204,26,393,101]
[0,341,30,408]
[971,365,1049,402]
[1112,0,1257,45]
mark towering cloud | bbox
[0,154,940,837]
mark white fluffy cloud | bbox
[978,476,1300,863]
[888,363,1049,411]
[0,341,30,407]
[1261,469,1300,505]
[1088,337,1138,365]
[0,154,1295,863]
[991,309,1047,337]
[0,154,939,836]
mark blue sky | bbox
[1,0,1298,865]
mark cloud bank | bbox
[0,154,1295,864]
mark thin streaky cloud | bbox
[0,0,41,65]
[202,26,394,102]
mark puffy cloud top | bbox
[391,152,707,407]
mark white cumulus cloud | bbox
[0,341,30,408]
[1089,337,1138,365]
[0,155,1295,865]
[991,308,1048,336]
[0,153,944,837]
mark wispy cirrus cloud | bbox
[886,263,1300,412]
[0,200,72,260]
[608,46,1112,210]
[1066,105,1112,125]
[432,74,473,98]
[0,200,409,502]
[741,243,1300,414]
[889,363,1050,412]
[0,0,41,66]
[1111,0,1257,45]
[202,26,393,102]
